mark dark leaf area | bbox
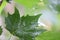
[56,4,60,12]
[0,27,2,35]
[0,0,3,6]
[5,8,45,40]
[6,0,12,3]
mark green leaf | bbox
[5,7,45,40]
[0,27,2,35]
[5,8,20,34]
[0,1,7,14]
[14,14,42,40]
[36,31,60,40]
[15,0,40,8]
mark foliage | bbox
[0,27,2,35]
[0,1,7,14]
[15,0,40,8]
[36,31,60,40]
[5,8,45,40]
[56,4,60,12]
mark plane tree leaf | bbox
[5,8,45,40]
